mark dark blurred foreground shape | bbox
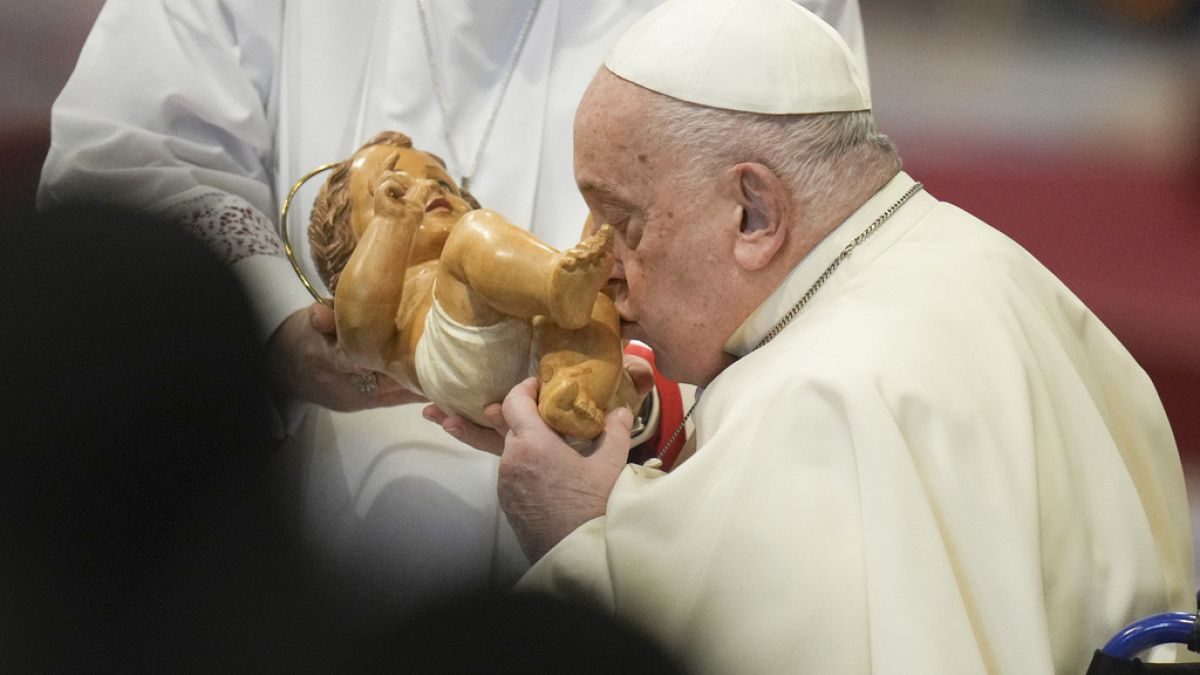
[0,204,685,673]
[0,203,298,670]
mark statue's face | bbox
[348,144,472,238]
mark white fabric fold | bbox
[520,182,1194,674]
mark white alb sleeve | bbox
[38,0,308,340]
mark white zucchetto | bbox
[604,0,871,114]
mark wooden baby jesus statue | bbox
[307,131,634,439]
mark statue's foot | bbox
[539,374,605,440]
[547,224,614,330]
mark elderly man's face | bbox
[574,71,739,386]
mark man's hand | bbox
[422,402,508,454]
[623,351,656,406]
[266,302,423,411]
[496,377,633,562]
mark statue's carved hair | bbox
[308,130,414,292]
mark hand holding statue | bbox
[494,377,635,561]
[298,131,641,439]
[266,301,424,411]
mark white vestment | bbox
[519,173,1195,674]
[39,0,868,606]
[415,297,533,429]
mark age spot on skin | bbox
[637,153,648,163]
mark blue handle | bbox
[1101,612,1197,660]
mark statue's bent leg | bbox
[436,211,613,330]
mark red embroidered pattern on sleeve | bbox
[166,191,284,266]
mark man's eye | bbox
[625,225,643,250]
[437,180,455,192]
[606,219,643,250]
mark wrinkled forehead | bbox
[575,71,689,199]
[576,72,660,162]
[576,69,649,137]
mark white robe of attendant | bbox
[519,172,1195,674]
[38,0,868,606]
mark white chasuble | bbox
[519,173,1195,674]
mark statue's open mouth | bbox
[425,197,453,213]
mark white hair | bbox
[644,96,902,212]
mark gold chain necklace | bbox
[648,182,925,469]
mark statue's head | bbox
[309,131,479,292]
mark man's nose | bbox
[608,259,626,284]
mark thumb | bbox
[591,406,634,462]
[623,355,655,398]
[500,377,544,437]
[309,302,336,335]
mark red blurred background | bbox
[866,0,1200,551]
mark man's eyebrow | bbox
[578,180,618,197]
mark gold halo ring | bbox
[279,163,339,306]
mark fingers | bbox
[331,347,363,375]
[422,405,505,455]
[269,304,427,412]
[348,370,422,404]
[372,371,407,394]
[421,404,448,425]
[330,387,423,412]
[308,302,336,335]
[591,406,635,463]
[606,406,635,435]
[369,390,423,407]
[390,169,414,192]
[501,377,547,438]
[622,354,655,397]
[407,179,434,204]
[482,403,508,436]
[492,384,630,562]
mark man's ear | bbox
[725,163,791,271]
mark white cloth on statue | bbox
[415,296,533,429]
[518,172,1196,674]
[39,0,869,606]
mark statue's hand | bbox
[267,302,424,411]
[374,172,433,225]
